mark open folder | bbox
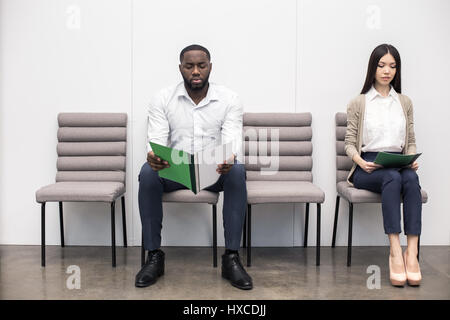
[149,141,234,194]
[374,152,422,168]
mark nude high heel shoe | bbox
[389,254,407,287]
[404,251,422,286]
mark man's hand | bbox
[216,154,236,175]
[147,151,170,172]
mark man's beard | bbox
[183,74,210,91]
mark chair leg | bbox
[316,203,321,266]
[304,203,310,247]
[242,210,247,249]
[111,201,116,267]
[121,196,127,248]
[247,204,252,267]
[212,204,217,268]
[41,202,46,267]
[347,202,354,267]
[417,235,420,262]
[141,231,145,267]
[59,201,65,247]
[332,195,340,248]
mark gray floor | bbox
[0,245,448,300]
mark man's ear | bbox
[179,64,182,72]
[209,62,213,72]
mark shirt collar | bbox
[367,85,398,101]
[175,81,219,106]
[389,86,399,100]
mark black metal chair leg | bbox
[213,204,217,268]
[347,202,353,267]
[111,201,116,267]
[243,210,247,249]
[304,203,310,247]
[417,235,420,261]
[41,202,46,267]
[332,195,340,248]
[316,203,321,266]
[121,196,127,248]
[141,231,145,267]
[59,201,65,247]
[247,204,252,267]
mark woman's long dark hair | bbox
[361,44,401,94]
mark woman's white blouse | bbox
[362,86,406,153]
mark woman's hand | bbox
[352,154,382,174]
[410,161,419,171]
[358,160,383,174]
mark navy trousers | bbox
[138,161,247,251]
[352,152,422,235]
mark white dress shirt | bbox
[362,85,406,152]
[147,81,243,161]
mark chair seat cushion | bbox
[337,181,428,203]
[162,190,219,204]
[36,181,125,203]
[246,180,325,204]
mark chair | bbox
[140,190,220,267]
[36,113,128,267]
[243,112,325,266]
[332,112,428,266]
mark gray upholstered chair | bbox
[140,190,219,267]
[243,112,325,266]
[36,113,128,267]
[332,112,428,266]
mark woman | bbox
[345,44,422,287]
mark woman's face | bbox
[375,53,397,87]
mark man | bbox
[135,44,252,290]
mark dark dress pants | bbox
[138,161,247,251]
[352,152,422,235]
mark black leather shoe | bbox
[135,249,165,288]
[222,252,253,290]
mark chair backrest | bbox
[243,112,313,182]
[55,113,128,185]
[335,112,353,183]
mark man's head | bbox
[179,44,212,91]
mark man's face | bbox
[179,50,212,91]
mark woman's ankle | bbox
[405,247,418,259]
[390,246,403,257]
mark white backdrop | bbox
[1,0,449,247]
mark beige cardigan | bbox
[344,93,417,186]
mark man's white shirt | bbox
[147,82,243,161]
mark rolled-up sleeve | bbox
[221,94,244,162]
[147,94,169,153]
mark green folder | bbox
[149,141,233,194]
[374,152,421,168]
[149,142,197,193]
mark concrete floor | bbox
[0,245,448,300]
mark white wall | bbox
[1,0,449,247]
[0,0,133,246]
